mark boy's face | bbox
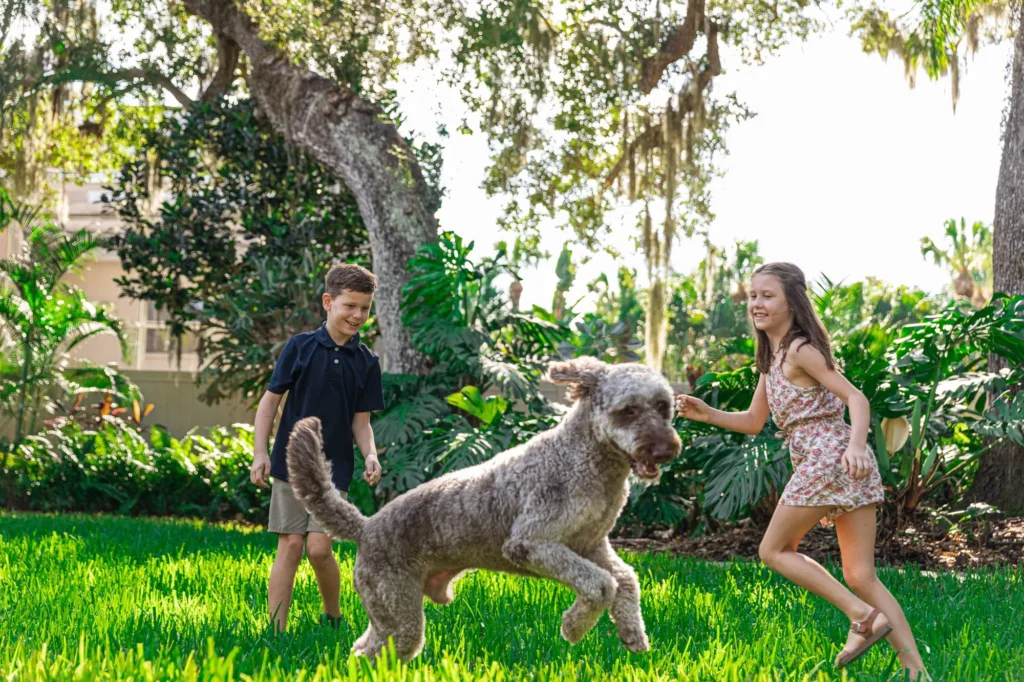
[323,289,373,336]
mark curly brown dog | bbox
[286,356,681,661]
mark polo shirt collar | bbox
[315,323,360,353]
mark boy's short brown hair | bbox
[325,263,377,297]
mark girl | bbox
[676,262,928,679]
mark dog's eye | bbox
[620,406,638,417]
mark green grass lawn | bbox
[0,513,1020,681]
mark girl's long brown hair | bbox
[752,262,836,375]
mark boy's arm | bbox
[251,390,284,487]
[254,336,300,487]
[351,412,381,485]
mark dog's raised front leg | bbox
[588,538,649,652]
[502,533,616,644]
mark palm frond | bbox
[437,427,504,474]
[408,317,488,364]
[56,319,127,357]
[0,290,31,330]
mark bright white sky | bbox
[396,28,1012,313]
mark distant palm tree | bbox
[0,189,126,446]
[920,218,992,307]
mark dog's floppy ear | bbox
[547,356,608,401]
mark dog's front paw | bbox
[561,605,602,644]
[618,625,650,653]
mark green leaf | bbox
[445,386,508,425]
[920,444,941,481]
[910,399,923,453]
[873,420,890,472]
[690,433,791,521]
[374,396,451,447]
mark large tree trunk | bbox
[968,3,1024,515]
[181,0,436,375]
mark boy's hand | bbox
[363,454,381,485]
[250,453,271,488]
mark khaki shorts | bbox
[267,479,346,536]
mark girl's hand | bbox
[842,445,873,480]
[675,394,710,423]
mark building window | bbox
[144,301,199,354]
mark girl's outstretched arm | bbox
[676,374,770,435]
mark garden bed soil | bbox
[612,517,1024,569]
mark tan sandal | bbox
[835,608,893,669]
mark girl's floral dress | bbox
[766,349,884,524]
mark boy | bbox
[249,263,385,633]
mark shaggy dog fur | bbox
[286,357,681,661]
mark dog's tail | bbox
[286,417,367,544]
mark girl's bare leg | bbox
[835,506,928,680]
[759,505,873,618]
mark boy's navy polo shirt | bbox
[267,323,385,492]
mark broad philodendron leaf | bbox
[372,396,451,448]
[690,433,791,521]
[445,386,508,425]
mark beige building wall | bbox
[3,179,202,373]
[125,375,576,439]
[124,370,255,437]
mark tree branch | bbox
[25,62,195,109]
[201,33,241,103]
[586,17,629,38]
[180,0,275,66]
[605,22,721,189]
[638,0,704,95]
[40,65,196,108]
[118,68,196,108]
[696,20,722,91]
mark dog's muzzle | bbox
[630,434,682,481]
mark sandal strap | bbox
[850,608,881,634]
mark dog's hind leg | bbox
[352,623,377,656]
[588,538,649,652]
[355,570,426,662]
